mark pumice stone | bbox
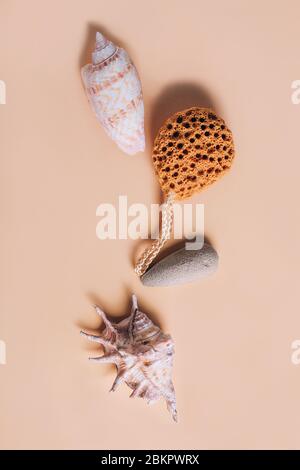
[141,242,218,287]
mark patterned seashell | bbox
[141,242,218,287]
[80,295,177,421]
[81,32,145,155]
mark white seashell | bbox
[141,242,218,287]
[80,294,177,421]
[81,32,145,155]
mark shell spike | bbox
[131,294,138,313]
[89,355,116,363]
[110,371,126,392]
[95,31,105,47]
[130,381,146,398]
[170,408,178,423]
[93,305,117,334]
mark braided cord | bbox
[135,193,174,277]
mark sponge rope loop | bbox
[134,192,175,277]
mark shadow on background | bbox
[150,82,217,144]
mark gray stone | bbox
[141,242,218,287]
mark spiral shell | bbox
[81,32,145,155]
[80,295,177,421]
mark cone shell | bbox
[80,295,177,421]
[81,32,145,155]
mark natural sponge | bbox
[153,107,235,200]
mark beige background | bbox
[1,0,300,450]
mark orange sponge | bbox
[153,107,235,200]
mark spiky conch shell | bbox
[81,32,145,155]
[80,295,177,421]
